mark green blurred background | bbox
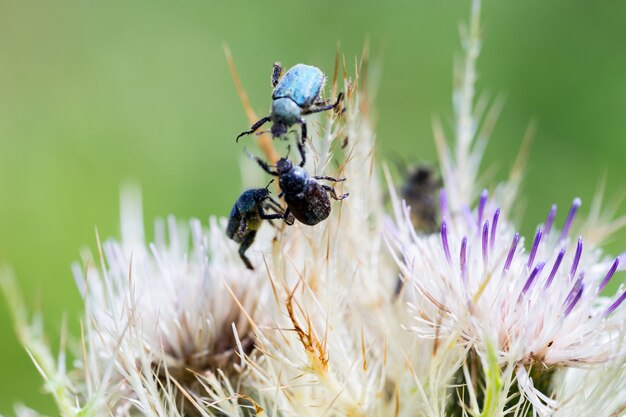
[1,0,626,414]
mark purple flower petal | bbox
[559,198,581,241]
[460,237,468,283]
[604,289,626,317]
[544,204,557,235]
[503,233,520,274]
[490,208,500,252]
[441,220,452,264]
[563,273,584,310]
[598,258,620,293]
[440,189,449,221]
[477,189,488,227]
[570,237,583,279]
[527,227,543,269]
[564,283,584,316]
[544,247,566,289]
[519,262,546,301]
[482,221,489,267]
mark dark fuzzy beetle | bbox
[236,63,343,166]
[226,184,292,270]
[401,165,442,233]
[250,155,348,226]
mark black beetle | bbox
[250,155,348,226]
[401,165,442,233]
[226,184,291,270]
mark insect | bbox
[236,63,344,166]
[250,154,348,226]
[401,165,442,233]
[226,184,291,270]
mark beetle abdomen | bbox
[226,207,241,240]
[285,184,331,226]
[245,214,263,232]
[273,64,325,108]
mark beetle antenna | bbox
[245,146,278,168]
[243,146,256,160]
[285,145,292,159]
[264,179,275,190]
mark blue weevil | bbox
[226,184,292,270]
[250,154,348,226]
[236,63,343,166]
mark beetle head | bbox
[253,186,271,202]
[271,123,288,138]
[275,158,293,174]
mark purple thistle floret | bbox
[440,189,449,220]
[604,289,626,317]
[527,227,543,268]
[544,204,557,235]
[477,189,488,226]
[598,258,620,293]
[482,221,489,267]
[570,237,583,278]
[490,208,500,252]
[503,233,520,274]
[462,205,475,230]
[559,198,581,241]
[563,273,584,310]
[564,282,584,316]
[518,262,546,302]
[441,220,452,264]
[460,237,468,283]
[544,247,566,289]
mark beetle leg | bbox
[264,197,282,211]
[250,154,279,176]
[238,232,256,270]
[267,200,294,225]
[302,92,344,115]
[236,116,271,142]
[262,198,288,228]
[314,175,346,183]
[267,195,282,207]
[259,206,284,221]
[298,119,307,167]
[322,185,349,201]
[271,62,284,87]
[265,197,288,217]
[298,140,307,167]
[313,97,333,107]
[283,208,295,225]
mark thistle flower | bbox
[74,187,277,416]
[388,190,626,412]
[385,0,626,414]
[3,186,275,416]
